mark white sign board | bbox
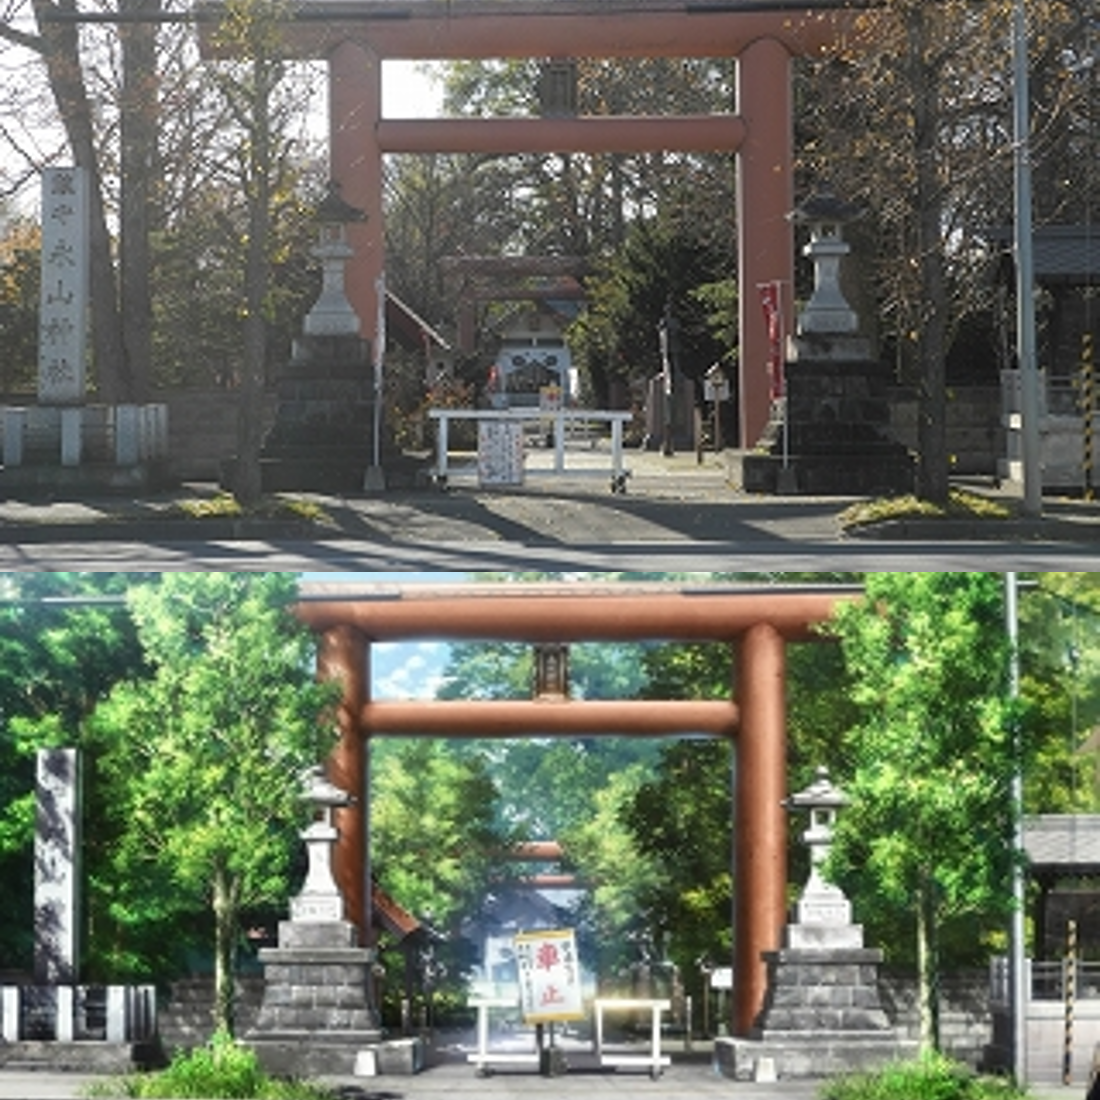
[39,167,88,405]
[478,419,525,486]
[515,929,585,1024]
[710,967,734,991]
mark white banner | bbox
[515,929,584,1024]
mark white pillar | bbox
[115,405,140,466]
[1,987,20,1042]
[106,986,127,1042]
[60,407,83,467]
[3,407,26,466]
[56,986,74,1042]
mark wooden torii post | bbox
[199,0,851,447]
[296,581,850,1038]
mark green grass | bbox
[87,1033,336,1100]
[169,493,333,525]
[839,488,1013,530]
[821,1054,1028,1100]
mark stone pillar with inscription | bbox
[1,166,169,486]
[39,168,89,408]
[34,748,83,986]
[246,767,380,1078]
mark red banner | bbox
[758,282,785,399]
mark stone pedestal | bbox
[258,334,377,493]
[246,919,380,1078]
[743,355,915,495]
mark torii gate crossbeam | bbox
[295,582,851,1038]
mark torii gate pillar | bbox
[737,37,794,447]
[329,41,385,351]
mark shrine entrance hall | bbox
[295,581,852,1036]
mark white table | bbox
[467,997,540,1076]
[592,997,672,1079]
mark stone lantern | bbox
[303,181,367,338]
[291,765,354,923]
[741,183,915,496]
[722,763,905,1079]
[246,764,381,1077]
[792,187,863,339]
[258,180,378,493]
[786,766,858,947]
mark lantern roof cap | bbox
[791,184,862,225]
[788,766,848,809]
[314,180,367,224]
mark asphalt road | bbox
[0,1064,1086,1100]
[0,450,1096,571]
[0,536,1098,572]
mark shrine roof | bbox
[1024,815,1100,876]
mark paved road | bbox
[1,536,1098,572]
[0,1063,1086,1100]
[0,451,1096,570]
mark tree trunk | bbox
[915,872,941,1055]
[905,1,950,505]
[233,52,275,507]
[119,0,161,405]
[32,0,129,402]
[212,865,240,1038]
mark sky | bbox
[299,571,463,700]
[382,61,445,119]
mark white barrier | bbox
[428,408,633,493]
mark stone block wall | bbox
[888,386,1004,477]
[879,971,995,1069]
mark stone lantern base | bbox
[244,918,381,1079]
[743,357,915,496]
[255,334,379,493]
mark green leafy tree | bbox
[87,573,335,1035]
[438,638,660,836]
[563,764,662,981]
[370,739,503,929]
[620,738,734,998]
[1016,574,1100,813]
[824,573,1019,1054]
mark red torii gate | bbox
[295,581,851,1037]
[200,0,851,446]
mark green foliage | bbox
[838,491,1012,530]
[0,220,41,391]
[825,573,1019,1049]
[371,738,504,930]
[0,573,152,969]
[98,1032,333,1099]
[438,635,661,836]
[1019,574,1100,812]
[620,739,734,986]
[563,764,662,978]
[821,1054,1027,1100]
[572,208,734,405]
[87,574,336,1027]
